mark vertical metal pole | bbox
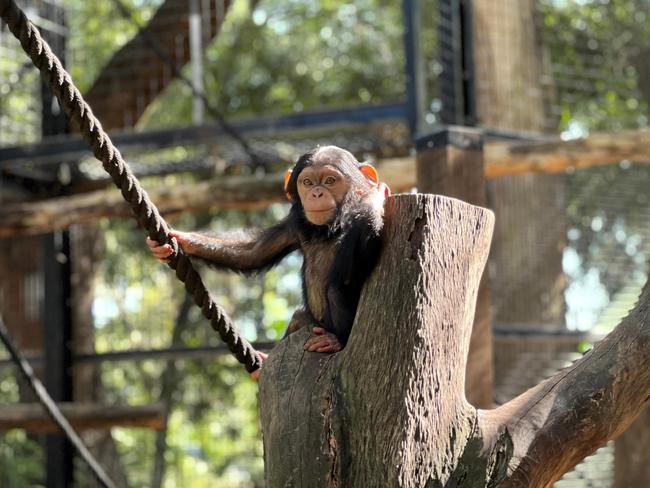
[438,0,476,126]
[43,231,74,488]
[40,7,68,137]
[402,0,426,136]
[438,0,462,125]
[460,0,476,126]
[189,0,205,124]
[40,3,74,486]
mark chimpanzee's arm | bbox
[178,218,300,274]
[324,221,382,345]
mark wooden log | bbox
[484,128,650,178]
[0,173,285,239]
[0,158,416,239]
[0,403,165,433]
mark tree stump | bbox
[259,193,650,487]
[259,194,494,486]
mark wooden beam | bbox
[0,403,164,432]
[0,173,285,239]
[0,158,416,238]
[484,128,650,178]
[2,126,649,238]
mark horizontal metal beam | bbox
[74,342,277,363]
[0,103,409,168]
[0,341,277,369]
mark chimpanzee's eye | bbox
[303,178,313,187]
[324,176,336,185]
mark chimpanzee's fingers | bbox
[146,237,160,248]
[305,334,325,345]
[304,338,320,348]
[305,338,328,351]
[312,327,326,334]
[169,230,196,253]
[168,230,188,243]
[152,245,173,258]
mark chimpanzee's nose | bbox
[313,188,324,198]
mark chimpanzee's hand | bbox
[304,327,342,353]
[145,230,198,264]
[250,352,269,381]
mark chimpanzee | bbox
[147,145,389,373]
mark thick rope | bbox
[0,315,116,488]
[0,0,261,373]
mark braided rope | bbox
[0,0,261,373]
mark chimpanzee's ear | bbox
[359,164,379,186]
[283,169,294,201]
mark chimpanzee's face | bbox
[296,164,350,226]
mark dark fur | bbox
[197,146,384,346]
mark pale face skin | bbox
[296,164,350,226]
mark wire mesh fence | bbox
[473,0,650,134]
[0,0,44,145]
[2,0,650,486]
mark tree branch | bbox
[482,282,650,487]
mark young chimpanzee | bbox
[147,145,388,368]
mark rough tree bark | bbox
[259,194,650,487]
[416,128,493,409]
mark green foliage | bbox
[142,0,407,127]
[539,0,650,132]
[0,46,41,143]
[0,431,44,487]
[161,362,264,487]
[0,371,43,485]
[577,341,593,354]
[64,0,163,92]
[564,163,650,331]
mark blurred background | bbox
[1,0,650,486]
